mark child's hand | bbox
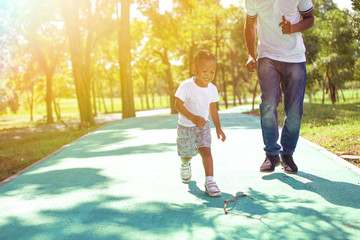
[193,116,207,129]
[216,129,226,142]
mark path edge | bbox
[245,112,360,176]
[299,137,360,176]
[0,122,114,188]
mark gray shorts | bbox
[177,121,211,158]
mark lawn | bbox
[245,98,360,168]
[0,124,103,183]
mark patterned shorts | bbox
[177,121,211,158]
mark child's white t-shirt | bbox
[245,0,313,63]
[175,77,219,127]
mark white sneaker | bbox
[205,180,221,197]
[180,164,191,183]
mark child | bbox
[174,50,226,197]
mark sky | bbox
[159,0,353,13]
[131,0,354,20]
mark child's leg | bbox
[177,124,197,183]
[181,157,192,166]
[198,147,213,176]
[199,147,221,197]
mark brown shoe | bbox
[281,155,298,174]
[260,155,280,172]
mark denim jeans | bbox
[257,57,306,156]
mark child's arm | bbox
[209,102,226,142]
[175,97,207,129]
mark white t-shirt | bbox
[245,0,313,63]
[175,77,219,127]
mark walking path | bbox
[0,106,359,240]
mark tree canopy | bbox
[0,0,358,123]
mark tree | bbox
[117,0,136,118]
[313,8,356,103]
[351,0,360,40]
[60,0,95,125]
[138,0,179,114]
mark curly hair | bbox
[194,50,216,67]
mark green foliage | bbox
[304,2,357,103]
[0,0,358,120]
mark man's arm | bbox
[279,10,314,34]
[244,15,257,72]
[209,102,226,142]
[175,97,207,129]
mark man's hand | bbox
[216,128,226,142]
[246,56,257,72]
[279,15,292,34]
[193,115,207,129]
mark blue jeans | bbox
[258,57,306,156]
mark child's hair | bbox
[194,50,216,67]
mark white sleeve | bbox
[244,0,258,17]
[298,0,313,14]
[174,82,187,102]
[211,85,220,103]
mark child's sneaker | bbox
[180,164,191,183]
[205,180,221,197]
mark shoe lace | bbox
[181,166,191,174]
[206,180,220,192]
[267,155,279,164]
[281,155,293,164]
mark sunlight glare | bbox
[159,0,173,14]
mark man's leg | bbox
[280,62,307,156]
[258,58,282,156]
[258,58,282,172]
[279,62,306,174]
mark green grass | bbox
[2,96,171,118]
[0,95,171,131]
[0,125,103,182]
[246,100,360,168]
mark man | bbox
[244,0,314,174]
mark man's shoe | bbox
[260,155,280,172]
[205,180,221,197]
[180,164,191,183]
[280,155,298,174]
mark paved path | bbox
[0,107,359,240]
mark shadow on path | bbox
[262,172,360,209]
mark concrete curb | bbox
[300,136,360,176]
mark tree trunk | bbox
[52,95,61,121]
[31,40,56,124]
[92,79,98,117]
[118,0,135,118]
[221,62,228,109]
[152,92,155,108]
[100,85,108,113]
[322,76,325,104]
[230,50,240,106]
[327,63,336,104]
[189,41,195,78]
[110,78,114,112]
[155,48,176,114]
[141,68,150,109]
[60,0,95,125]
[25,74,34,122]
